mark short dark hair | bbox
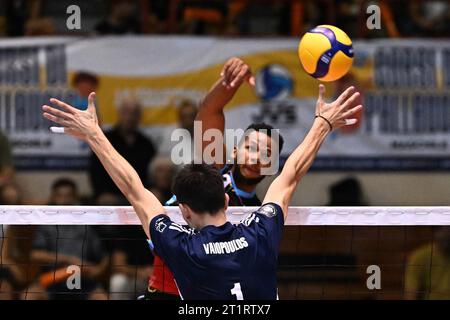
[240,123,284,153]
[172,164,225,214]
[51,178,78,193]
[72,71,99,87]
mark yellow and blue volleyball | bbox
[298,25,354,82]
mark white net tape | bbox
[1,206,450,225]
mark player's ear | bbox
[224,193,229,211]
[179,203,190,220]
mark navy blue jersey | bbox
[148,203,284,300]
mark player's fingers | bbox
[49,98,78,114]
[247,75,256,87]
[225,59,241,84]
[342,104,363,118]
[341,92,361,110]
[43,112,69,127]
[230,67,249,87]
[87,92,96,113]
[335,86,355,105]
[223,59,237,83]
[42,105,72,120]
[229,64,243,85]
[221,59,234,77]
[317,84,326,104]
[243,65,253,81]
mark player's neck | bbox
[231,167,263,193]
[234,181,257,193]
[196,211,227,229]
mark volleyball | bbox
[298,25,354,82]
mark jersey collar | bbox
[230,171,257,199]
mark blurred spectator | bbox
[95,192,122,206]
[0,130,14,188]
[335,0,360,38]
[146,0,169,33]
[327,177,368,206]
[1,225,39,300]
[0,183,22,205]
[24,17,55,36]
[0,183,38,300]
[70,71,103,128]
[178,99,198,138]
[156,99,198,158]
[108,225,153,300]
[234,2,290,36]
[71,72,100,111]
[0,263,15,299]
[405,227,450,299]
[29,178,108,300]
[148,156,176,204]
[0,267,14,301]
[302,1,326,32]
[89,183,154,300]
[95,0,141,35]
[0,183,24,300]
[176,1,228,35]
[5,0,56,37]
[47,178,79,206]
[89,98,156,203]
[409,0,450,37]
[5,0,28,37]
[94,157,174,300]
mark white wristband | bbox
[50,127,65,134]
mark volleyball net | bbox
[1,206,449,300]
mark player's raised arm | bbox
[41,93,164,239]
[263,85,363,218]
[196,57,255,167]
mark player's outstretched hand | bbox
[315,84,363,131]
[42,92,99,141]
[220,57,255,89]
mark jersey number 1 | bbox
[230,282,243,300]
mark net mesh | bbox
[1,206,449,300]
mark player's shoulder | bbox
[254,203,283,219]
[240,203,283,226]
[150,214,196,236]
